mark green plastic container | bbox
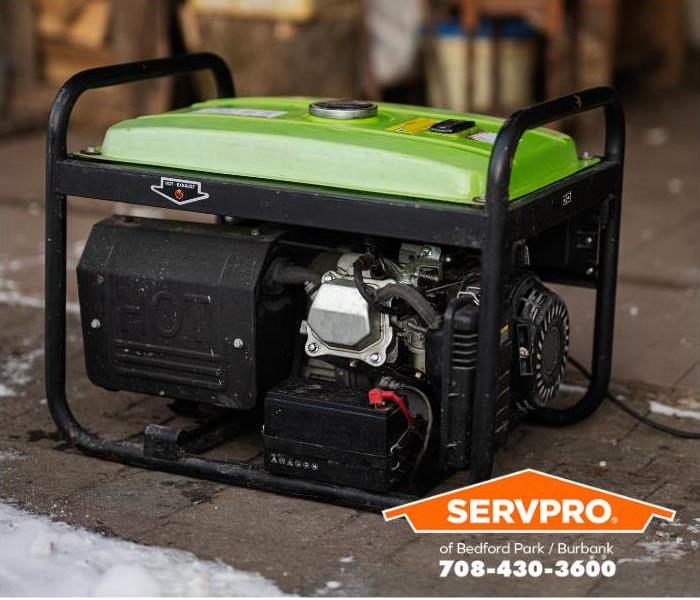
[85,97,597,206]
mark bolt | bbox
[586,267,595,276]
[581,151,591,159]
[83,146,101,155]
[369,353,381,364]
[233,338,244,348]
[90,318,101,329]
[585,236,594,245]
[250,227,260,236]
[444,255,452,263]
[307,343,318,353]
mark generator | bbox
[45,54,624,510]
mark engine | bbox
[77,215,570,493]
[300,246,444,373]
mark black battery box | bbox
[263,378,414,492]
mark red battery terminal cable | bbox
[368,388,414,423]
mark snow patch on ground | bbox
[0,276,79,315]
[619,520,700,564]
[618,537,688,564]
[0,347,43,398]
[649,400,700,421]
[0,503,286,596]
[0,449,26,461]
[0,254,44,274]
[0,289,80,315]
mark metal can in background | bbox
[427,21,467,111]
[498,18,537,111]
[472,20,495,112]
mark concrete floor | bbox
[0,90,698,596]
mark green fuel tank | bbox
[86,97,597,205]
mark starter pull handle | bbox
[368,389,413,423]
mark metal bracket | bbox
[144,424,183,461]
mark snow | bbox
[0,503,286,596]
[0,449,26,461]
[618,537,688,564]
[645,126,669,146]
[649,400,700,421]
[0,289,80,315]
[666,177,684,194]
[0,347,43,398]
[619,519,700,565]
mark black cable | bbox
[352,257,383,306]
[568,357,700,439]
[400,384,433,478]
[352,256,442,328]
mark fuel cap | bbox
[309,99,377,119]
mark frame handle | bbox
[471,87,625,483]
[47,52,234,161]
[486,86,624,211]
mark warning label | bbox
[388,117,440,135]
[468,131,498,145]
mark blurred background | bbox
[1,0,699,128]
[0,0,699,390]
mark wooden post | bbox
[112,0,172,116]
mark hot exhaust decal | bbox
[151,177,209,206]
[383,469,675,534]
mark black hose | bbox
[265,259,321,293]
[352,257,398,315]
[352,257,441,328]
[374,284,441,329]
[568,357,700,439]
[272,264,321,288]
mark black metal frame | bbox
[45,53,624,511]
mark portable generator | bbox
[45,54,624,510]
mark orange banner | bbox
[384,469,675,533]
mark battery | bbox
[263,378,412,492]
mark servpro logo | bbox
[383,469,675,534]
[446,497,612,526]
